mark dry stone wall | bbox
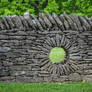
[0,12,92,82]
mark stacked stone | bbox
[0,12,91,32]
[0,12,92,82]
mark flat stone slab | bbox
[0,47,11,53]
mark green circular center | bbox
[49,47,66,63]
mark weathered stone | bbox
[52,13,64,30]
[0,17,5,29]
[15,76,36,82]
[43,76,52,82]
[0,70,10,77]
[6,16,15,29]
[12,15,23,29]
[69,73,82,82]
[64,12,76,30]
[56,34,60,46]
[39,13,52,28]
[38,17,47,29]
[0,76,15,82]
[19,16,29,29]
[0,47,11,53]
[30,14,44,31]
[60,35,65,46]
[2,17,10,29]
[82,75,92,82]
[59,14,70,30]
[78,15,90,30]
[88,18,92,27]
[85,16,92,27]
[38,73,50,77]
[46,12,57,25]
[24,12,36,30]
[70,14,83,31]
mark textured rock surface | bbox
[69,73,82,82]
[0,12,92,82]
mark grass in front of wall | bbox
[0,82,92,92]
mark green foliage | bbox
[0,0,92,17]
[49,47,66,63]
[44,0,59,14]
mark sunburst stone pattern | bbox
[32,30,87,77]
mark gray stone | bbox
[0,76,15,82]
[82,75,92,82]
[78,15,90,30]
[6,16,15,29]
[59,14,69,30]
[69,73,82,82]
[70,14,83,31]
[0,47,11,53]
[56,34,60,46]
[38,17,47,29]
[2,17,10,29]
[52,13,64,30]
[64,12,76,30]
[19,16,29,29]
[0,17,5,29]
[0,70,10,77]
[24,12,36,30]
[46,12,57,25]
[85,16,92,27]
[12,15,23,29]
[38,73,50,77]
[39,13,52,28]
[60,35,65,46]
[30,14,43,31]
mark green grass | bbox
[49,47,66,63]
[0,82,92,92]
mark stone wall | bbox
[0,12,92,82]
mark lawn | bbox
[0,82,92,92]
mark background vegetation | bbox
[0,0,92,17]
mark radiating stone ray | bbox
[58,64,63,75]
[39,46,49,53]
[40,59,50,67]
[47,37,54,46]
[40,58,49,64]
[35,54,48,59]
[52,64,57,75]
[41,61,51,70]
[47,64,53,72]
[56,34,60,46]
[64,64,70,74]
[50,37,57,46]
[49,65,53,74]
[40,51,48,55]
[43,44,52,50]
[45,39,52,46]
[68,64,75,73]
[64,41,71,49]
[62,65,68,75]
[63,37,67,47]
[60,35,65,46]
[69,52,80,56]
[69,61,79,71]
